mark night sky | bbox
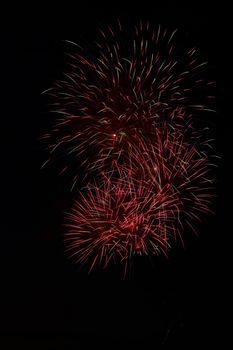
[0,2,231,348]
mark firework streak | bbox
[43,21,216,272]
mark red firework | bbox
[42,21,215,185]
[65,126,214,272]
[43,21,216,272]
[65,168,179,273]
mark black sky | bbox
[0,2,231,348]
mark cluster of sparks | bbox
[43,21,216,273]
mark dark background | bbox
[0,2,231,348]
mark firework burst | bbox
[43,20,216,273]
[43,21,214,183]
[65,126,214,272]
[65,169,178,273]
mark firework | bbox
[65,126,214,272]
[43,20,216,272]
[43,21,214,184]
[65,168,178,273]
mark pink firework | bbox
[43,21,216,272]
